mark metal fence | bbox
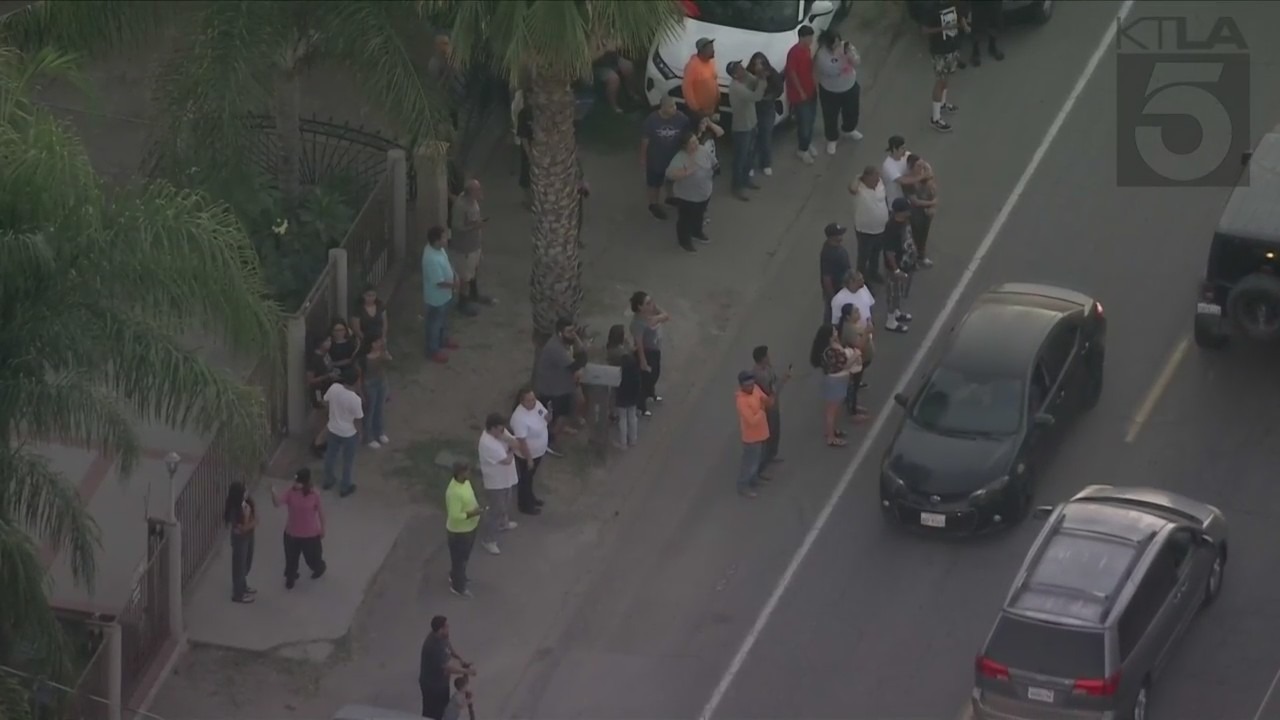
[62,630,112,720]
[119,522,172,704]
[175,427,239,592]
[299,254,340,352]
[246,347,287,440]
[345,172,393,298]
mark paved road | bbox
[499,2,1280,719]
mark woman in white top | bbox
[510,387,551,514]
[814,29,863,155]
[849,166,888,284]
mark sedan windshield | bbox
[687,1,800,33]
[911,367,1024,436]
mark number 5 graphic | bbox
[1134,62,1234,183]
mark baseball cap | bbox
[824,222,847,237]
[696,37,714,52]
[891,197,911,213]
[726,60,743,75]
[737,370,756,384]
[887,135,907,152]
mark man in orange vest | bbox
[735,370,773,498]
[682,37,720,121]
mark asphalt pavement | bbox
[498,2,1280,719]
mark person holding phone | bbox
[444,461,485,598]
[449,179,492,316]
[751,345,791,467]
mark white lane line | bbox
[1124,334,1190,443]
[1253,664,1280,720]
[698,2,1138,718]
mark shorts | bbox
[822,373,850,403]
[645,166,669,189]
[538,393,574,421]
[448,249,482,282]
[932,51,959,77]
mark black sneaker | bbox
[285,577,296,590]
[648,203,667,220]
[311,566,326,580]
[942,103,959,113]
[930,117,953,133]
[680,243,698,253]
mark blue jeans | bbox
[793,97,817,153]
[739,441,764,490]
[731,130,756,191]
[363,378,387,439]
[754,102,777,170]
[323,431,358,492]
[424,300,451,355]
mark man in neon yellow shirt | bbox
[445,461,484,597]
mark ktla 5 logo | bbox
[1115,15,1250,187]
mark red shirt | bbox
[785,42,816,105]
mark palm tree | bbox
[0,46,280,719]
[424,0,682,344]
[1,0,449,215]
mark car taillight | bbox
[1200,281,1215,301]
[1072,672,1121,697]
[975,656,1010,681]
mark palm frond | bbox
[319,0,451,148]
[9,370,140,476]
[0,514,76,691]
[0,669,34,720]
[0,0,171,57]
[0,98,102,234]
[0,448,100,591]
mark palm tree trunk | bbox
[526,73,584,353]
[274,67,303,217]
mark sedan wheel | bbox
[1202,550,1225,607]
[1133,684,1149,720]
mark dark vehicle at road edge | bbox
[880,283,1105,535]
[1195,124,1280,349]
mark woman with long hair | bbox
[838,304,872,421]
[270,468,327,590]
[606,324,643,449]
[223,481,257,604]
[748,51,784,177]
[630,291,670,416]
[809,323,859,447]
[351,285,388,344]
[360,335,393,448]
[814,29,862,155]
[325,318,361,373]
[905,154,938,268]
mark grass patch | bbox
[388,436,474,508]
[577,103,642,155]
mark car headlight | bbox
[969,475,1010,503]
[652,49,677,80]
[881,468,907,496]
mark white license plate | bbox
[1197,302,1222,316]
[1027,686,1055,703]
[919,512,946,528]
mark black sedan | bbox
[879,283,1106,534]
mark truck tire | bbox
[1226,273,1280,342]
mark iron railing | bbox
[344,173,393,298]
[246,114,417,201]
[62,629,112,720]
[174,431,240,593]
[119,522,172,704]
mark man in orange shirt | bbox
[735,370,773,498]
[682,37,720,121]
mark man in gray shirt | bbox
[726,60,764,200]
[449,179,490,316]
[533,318,584,453]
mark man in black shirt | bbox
[419,615,476,719]
[819,222,853,325]
[921,1,967,132]
[881,198,916,333]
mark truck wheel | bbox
[1226,273,1280,342]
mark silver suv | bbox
[971,485,1228,720]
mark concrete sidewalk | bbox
[183,479,413,659]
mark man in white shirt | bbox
[477,413,519,555]
[829,270,876,332]
[880,135,912,206]
[509,390,550,515]
[849,165,888,284]
[322,369,363,497]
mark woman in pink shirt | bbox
[271,468,327,589]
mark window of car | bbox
[689,0,801,33]
[985,614,1107,679]
[911,366,1025,436]
[1117,540,1181,658]
[1039,321,1080,384]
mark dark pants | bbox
[515,455,544,510]
[793,97,817,153]
[675,199,708,248]
[448,529,477,592]
[731,130,756,191]
[754,102,776,170]
[911,211,933,259]
[638,349,662,412]
[421,682,449,719]
[856,231,884,281]
[819,83,860,142]
[283,533,325,581]
[846,370,865,413]
[763,409,781,465]
[230,531,254,600]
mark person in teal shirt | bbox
[422,225,458,362]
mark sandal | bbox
[826,437,848,447]
[834,429,848,438]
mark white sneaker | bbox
[502,521,518,531]
[367,440,382,449]
[378,434,390,444]
[797,150,815,165]
[808,146,819,158]
[762,167,773,176]
[826,141,838,155]
[843,129,864,141]
[481,541,500,555]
